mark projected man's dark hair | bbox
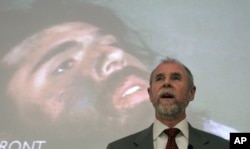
[0,0,157,67]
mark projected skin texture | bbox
[3,22,150,126]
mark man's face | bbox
[5,22,149,123]
[148,62,196,120]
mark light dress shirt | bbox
[153,119,189,149]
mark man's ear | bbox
[189,85,196,101]
[147,87,152,101]
[147,87,150,95]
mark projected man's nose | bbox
[96,48,126,78]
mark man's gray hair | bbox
[149,57,194,89]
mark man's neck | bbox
[156,114,186,128]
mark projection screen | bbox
[0,0,249,148]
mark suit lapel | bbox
[188,123,209,148]
[130,123,211,149]
[133,125,154,149]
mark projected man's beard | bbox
[54,67,149,117]
[19,66,150,139]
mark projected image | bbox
[1,0,248,148]
[3,22,149,130]
[0,0,156,148]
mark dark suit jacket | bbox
[106,123,229,149]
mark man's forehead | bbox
[46,22,98,33]
[154,62,186,75]
[3,22,100,65]
[41,22,99,43]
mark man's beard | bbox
[153,96,189,120]
[52,66,150,140]
[13,66,149,139]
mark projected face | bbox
[5,22,149,123]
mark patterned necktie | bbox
[165,128,180,149]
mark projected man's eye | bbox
[52,59,75,75]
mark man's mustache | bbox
[94,66,149,114]
[62,66,148,109]
[158,88,176,97]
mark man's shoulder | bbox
[189,125,229,148]
[192,126,228,141]
[110,127,149,144]
[106,126,153,149]
[111,130,143,143]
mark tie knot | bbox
[165,128,180,138]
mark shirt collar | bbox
[153,118,189,140]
